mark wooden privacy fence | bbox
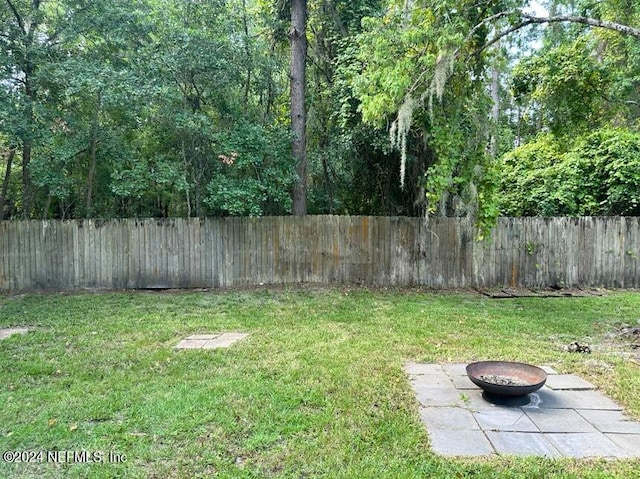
[0,216,639,291]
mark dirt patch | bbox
[599,324,640,364]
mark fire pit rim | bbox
[466,360,547,397]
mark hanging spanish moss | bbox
[389,95,416,189]
[390,48,457,190]
[429,50,456,114]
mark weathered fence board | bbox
[0,216,639,291]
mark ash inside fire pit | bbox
[478,374,530,387]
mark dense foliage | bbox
[348,0,640,225]
[499,1,640,217]
[1,0,639,221]
[499,129,640,216]
[1,0,298,219]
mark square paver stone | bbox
[544,432,630,458]
[451,375,479,390]
[577,409,640,434]
[523,389,622,411]
[525,408,599,433]
[413,384,465,407]
[427,429,494,456]
[545,374,597,390]
[485,431,561,457]
[605,434,640,458]
[442,363,469,377]
[411,375,455,389]
[555,390,623,411]
[474,408,539,432]
[521,388,573,410]
[539,366,559,375]
[405,362,445,376]
[420,407,479,430]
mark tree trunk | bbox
[181,136,192,217]
[21,71,35,219]
[290,0,308,216]
[490,62,500,158]
[85,91,101,218]
[241,0,252,105]
[21,140,32,219]
[0,147,16,219]
[42,193,52,220]
[20,1,41,219]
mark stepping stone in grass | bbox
[0,328,30,340]
[175,333,248,350]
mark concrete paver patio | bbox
[407,362,640,458]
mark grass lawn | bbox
[1,287,639,478]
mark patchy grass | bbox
[1,287,639,478]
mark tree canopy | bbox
[1,0,639,224]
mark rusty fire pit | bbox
[466,361,547,400]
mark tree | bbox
[0,0,153,219]
[496,0,640,216]
[1,0,50,217]
[510,37,613,137]
[311,1,398,215]
[290,0,308,215]
[345,0,640,227]
[347,1,509,229]
[125,0,294,219]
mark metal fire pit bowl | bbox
[466,361,547,397]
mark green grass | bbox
[1,287,639,478]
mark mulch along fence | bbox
[0,216,639,291]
